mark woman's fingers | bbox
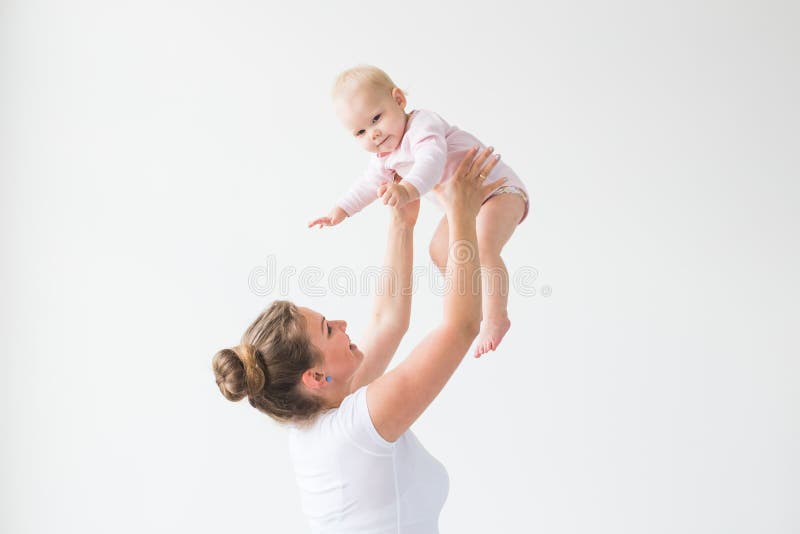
[468,146,495,178]
[452,146,480,180]
[481,177,508,196]
[475,152,501,182]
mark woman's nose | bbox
[332,320,347,331]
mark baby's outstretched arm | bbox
[307,205,349,229]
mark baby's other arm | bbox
[335,158,393,216]
[308,205,349,229]
[309,157,395,227]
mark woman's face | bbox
[299,307,364,391]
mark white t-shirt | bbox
[288,386,449,533]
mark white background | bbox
[2,1,798,532]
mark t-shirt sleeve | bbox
[400,110,449,197]
[337,157,395,216]
[334,385,395,454]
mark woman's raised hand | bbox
[433,146,506,219]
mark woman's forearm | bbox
[442,210,482,334]
[349,216,414,389]
[371,216,414,331]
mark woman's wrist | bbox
[444,204,478,226]
[389,208,418,230]
[389,217,415,232]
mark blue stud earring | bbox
[325,376,332,382]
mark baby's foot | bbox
[474,317,511,358]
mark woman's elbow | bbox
[465,320,480,339]
[375,313,410,337]
[398,312,413,335]
[444,319,480,342]
[400,319,411,336]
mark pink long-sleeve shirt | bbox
[337,109,528,219]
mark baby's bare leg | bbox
[474,193,526,358]
[428,215,450,274]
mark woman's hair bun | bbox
[212,344,267,402]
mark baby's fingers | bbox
[377,184,389,197]
[307,217,331,228]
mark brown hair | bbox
[212,300,324,423]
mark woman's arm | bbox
[349,194,419,391]
[367,147,505,442]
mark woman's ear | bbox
[301,368,326,390]
[392,87,406,109]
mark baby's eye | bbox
[372,114,381,123]
[355,129,365,137]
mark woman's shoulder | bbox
[291,386,395,454]
[337,386,397,452]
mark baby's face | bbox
[335,84,407,154]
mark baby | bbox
[309,65,530,358]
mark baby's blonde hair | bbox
[332,65,402,100]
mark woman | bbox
[213,147,505,533]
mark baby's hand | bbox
[377,182,411,208]
[308,206,348,229]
